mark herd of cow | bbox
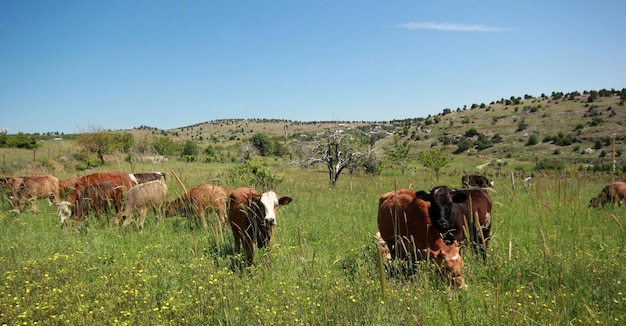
[1,172,625,289]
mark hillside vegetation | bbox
[1,88,625,178]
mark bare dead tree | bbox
[303,133,365,187]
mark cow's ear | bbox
[278,196,292,206]
[415,191,430,201]
[451,192,468,203]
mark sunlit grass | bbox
[1,162,625,324]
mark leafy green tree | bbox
[181,140,200,162]
[526,134,539,146]
[418,148,450,182]
[386,135,411,174]
[251,132,273,156]
[77,128,129,164]
[152,137,179,156]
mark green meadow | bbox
[1,158,625,325]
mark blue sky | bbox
[1,0,625,134]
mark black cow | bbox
[416,186,492,259]
[461,174,493,188]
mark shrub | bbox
[226,160,283,189]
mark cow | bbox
[76,182,125,222]
[228,187,292,265]
[12,175,60,212]
[461,174,494,188]
[1,177,24,207]
[377,189,466,288]
[168,184,229,228]
[130,172,166,185]
[589,182,626,208]
[416,186,492,259]
[114,179,168,230]
[68,172,134,204]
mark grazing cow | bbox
[589,182,626,208]
[130,172,166,185]
[461,174,494,188]
[416,186,492,259]
[377,189,466,288]
[1,177,24,206]
[13,175,60,211]
[168,184,229,228]
[228,187,292,265]
[115,179,168,230]
[76,182,125,221]
[69,172,133,204]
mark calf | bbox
[168,184,229,228]
[461,174,494,188]
[416,186,492,259]
[589,182,626,208]
[115,179,168,230]
[228,187,292,265]
[14,175,60,212]
[377,189,466,288]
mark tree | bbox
[77,127,133,164]
[386,135,411,174]
[181,140,200,162]
[303,132,366,187]
[250,132,273,156]
[418,148,450,182]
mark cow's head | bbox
[416,186,468,231]
[257,191,292,226]
[430,241,466,289]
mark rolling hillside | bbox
[148,89,626,172]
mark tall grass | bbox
[1,162,625,325]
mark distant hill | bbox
[129,89,625,171]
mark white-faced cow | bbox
[461,174,494,188]
[416,186,492,259]
[228,187,292,265]
[168,184,229,228]
[377,189,466,288]
[115,179,168,230]
[589,182,626,208]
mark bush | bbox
[226,160,283,189]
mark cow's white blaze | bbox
[57,201,71,225]
[259,191,279,224]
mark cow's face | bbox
[258,191,292,225]
[431,242,466,289]
[417,186,467,231]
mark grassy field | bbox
[1,157,625,325]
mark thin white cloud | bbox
[391,22,510,32]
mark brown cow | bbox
[461,174,494,188]
[1,177,24,207]
[377,188,466,288]
[58,181,125,227]
[69,172,133,204]
[168,184,229,228]
[115,179,168,230]
[228,187,292,265]
[589,182,626,208]
[13,175,60,212]
[416,186,492,259]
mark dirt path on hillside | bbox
[476,160,492,170]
